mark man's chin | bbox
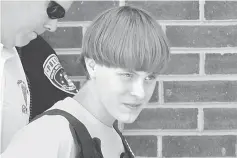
[118,114,137,124]
[15,40,31,47]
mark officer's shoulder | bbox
[23,35,55,54]
[30,35,51,48]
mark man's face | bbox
[12,1,73,47]
[93,65,157,123]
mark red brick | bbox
[58,54,85,76]
[166,26,237,47]
[149,82,159,103]
[126,1,199,20]
[164,81,237,102]
[125,136,157,157]
[60,1,119,21]
[41,27,83,48]
[162,54,199,75]
[204,108,237,130]
[124,108,198,130]
[163,136,236,157]
[205,53,237,74]
[205,1,237,20]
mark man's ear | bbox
[84,57,96,79]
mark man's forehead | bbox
[114,68,156,76]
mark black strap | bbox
[31,109,96,158]
[113,124,135,158]
[32,109,134,158]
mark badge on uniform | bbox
[43,54,78,95]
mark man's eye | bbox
[145,75,157,81]
[121,73,133,78]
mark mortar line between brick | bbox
[119,0,126,6]
[199,0,205,21]
[122,130,237,136]
[157,136,162,158]
[158,81,164,105]
[155,75,237,81]
[170,47,237,54]
[161,25,166,34]
[82,27,86,36]
[159,20,237,26]
[197,108,204,131]
[199,52,205,75]
[235,137,237,157]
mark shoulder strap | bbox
[113,124,135,158]
[31,109,96,158]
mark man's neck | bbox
[73,82,116,128]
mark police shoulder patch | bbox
[43,54,78,95]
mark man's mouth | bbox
[123,103,142,110]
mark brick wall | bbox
[42,1,237,157]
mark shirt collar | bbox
[0,43,17,60]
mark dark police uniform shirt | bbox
[17,35,78,120]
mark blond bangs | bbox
[82,6,170,74]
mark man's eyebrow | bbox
[149,72,158,76]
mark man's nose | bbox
[44,19,58,32]
[130,79,145,100]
